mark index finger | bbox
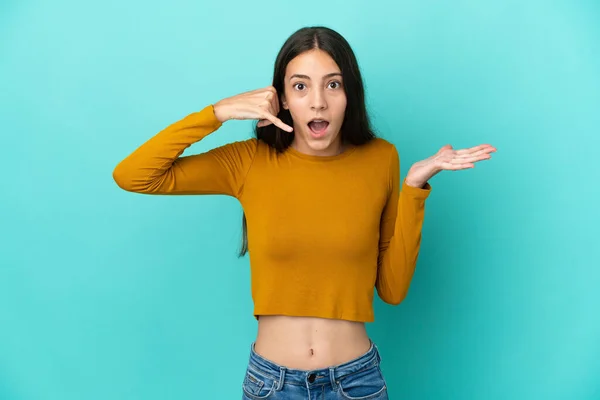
[261,111,293,132]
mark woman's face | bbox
[282,49,347,156]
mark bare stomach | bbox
[253,315,372,370]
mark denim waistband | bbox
[246,339,381,387]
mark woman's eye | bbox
[294,83,305,91]
[329,81,341,89]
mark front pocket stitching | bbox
[337,358,379,380]
[242,370,264,398]
[246,370,262,385]
[336,364,387,400]
[247,364,279,381]
[242,379,276,400]
[338,383,387,400]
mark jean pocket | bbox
[241,366,277,400]
[337,364,388,400]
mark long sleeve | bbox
[112,104,257,198]
[376,145,431,305]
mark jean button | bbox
[308,373,316,383]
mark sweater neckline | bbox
[285,143,357,162]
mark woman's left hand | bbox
[404,144,497,188]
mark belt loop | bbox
[277,367,286,391]
[373,341,381,362]
[329,367,337,390]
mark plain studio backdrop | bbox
[1,0,599,399]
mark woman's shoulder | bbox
[366,137,396,149]
[355,137,398,159]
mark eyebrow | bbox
[289,72,342,81]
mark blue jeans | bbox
[241,340,389,400]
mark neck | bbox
[291,138,345,157]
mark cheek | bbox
[286,106,302,122]
[286,96,306,109]
[333,99,347,123]
[286,100,306,120]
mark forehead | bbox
[285,49,341,77]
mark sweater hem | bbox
[252,307,374,323]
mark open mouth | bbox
[307,119,329,138]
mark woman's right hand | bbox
[213,86,294,132]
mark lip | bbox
[307,119,329,138]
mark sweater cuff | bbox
[186,104,223,130]
[401,178,432,200]
[207,104,224,127]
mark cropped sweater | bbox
[112,104,432,322]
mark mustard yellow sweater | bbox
[113,105,432,322]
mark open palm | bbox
[405,144,497,187]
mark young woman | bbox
[113,26,495,400]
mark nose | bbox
[310,87,327,111]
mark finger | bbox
[251,86,277,97]
[257,97,281,128]
[261,111,293,132]
[452,153,492,163]
[268,93,280,116]
[455,144,495,155]
[441,161,475,170]
[249,86,276,95]
[257,119,273,128]
[244,87,266,97]
[256,91,279,116]
[254,92,280,128]
[458,147,496,158]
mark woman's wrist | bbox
[212,101,229,123]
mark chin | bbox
[306,137,333,149]
[305,134,339,150]
[290,123,343,155]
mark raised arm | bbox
[112,86,292,198]
[376,145,432,305]
[112,104,256,197]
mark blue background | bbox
[1,0,599,399]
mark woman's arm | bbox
[375,141,495,304]
[113,85,291,198]
[112,104,257,198]
[376,145,432,305]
